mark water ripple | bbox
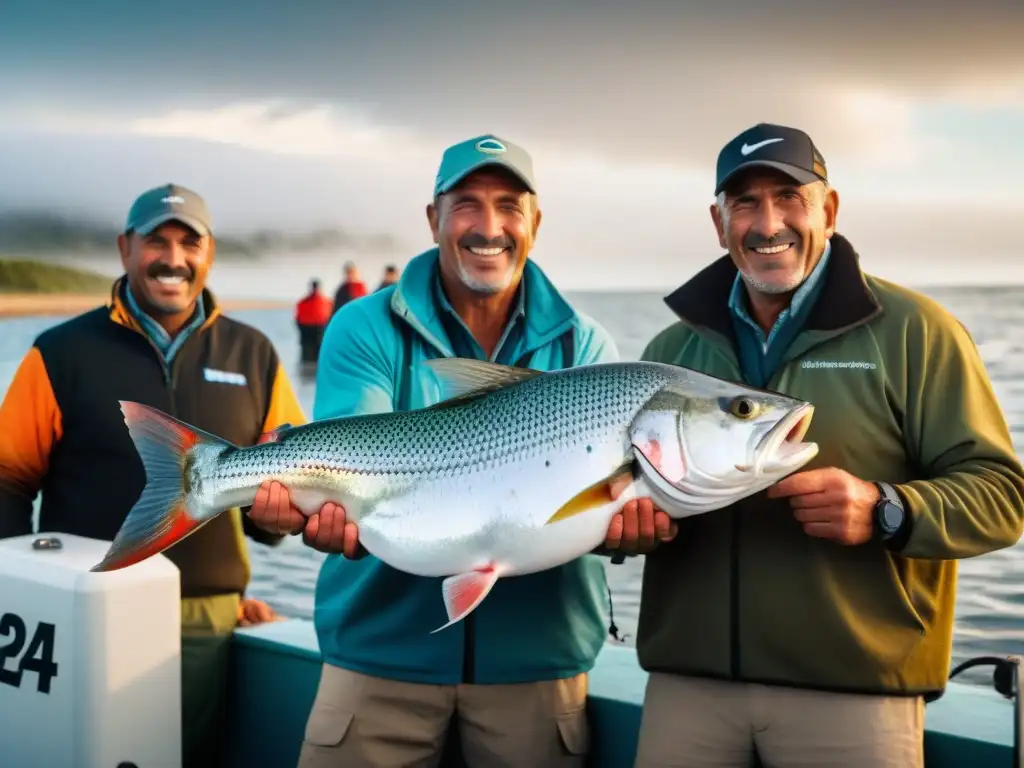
[3,285,1024,690]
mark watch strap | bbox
[873,481,907,544]
[876,481,901,508]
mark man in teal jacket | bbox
[248,134,677,767]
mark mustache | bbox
[147,263,193,281]
[744,230,799,249]
[458,233,514,250]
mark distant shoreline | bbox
[0,292,290,319]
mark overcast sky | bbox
[2,1,1022,289]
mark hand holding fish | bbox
[92,360,821,633]
[251,475,676,558]
[606,473,678,555]
[767,467,880,545]
[249,480,365,559]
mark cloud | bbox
[5,1,1022,171]
[2,0,1022,293]
[129,103,432,166]
[18,91,1017,205]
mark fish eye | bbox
[728,397,760,420]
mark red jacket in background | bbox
[295,292,333,326]
[332,281,368,316]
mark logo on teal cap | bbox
[475,138,507,155]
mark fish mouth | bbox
[746,403,817,475]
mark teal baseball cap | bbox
[433,134,537,197]
[125,183,213,237]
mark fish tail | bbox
[90,401,232,573]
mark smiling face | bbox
[427,168,541,297]
[117,221,214,325]
[710,168,839,295]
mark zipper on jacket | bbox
[136,333,176,411]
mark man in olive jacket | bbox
[633,123,1024,767]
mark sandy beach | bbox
[0,292,290,318]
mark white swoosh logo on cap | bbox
[740,138,784,156]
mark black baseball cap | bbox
[714,123,828,195]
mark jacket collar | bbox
[664,233,882,340]
[108,275,221,334]
[389,247,576,356]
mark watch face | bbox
[881,502,902,532]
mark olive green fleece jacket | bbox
[637,234,1024,696]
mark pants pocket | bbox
[556,708,590,755]
[304,704,355,748]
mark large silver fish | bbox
[91,359,818,632]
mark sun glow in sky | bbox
[1,2,1022,289]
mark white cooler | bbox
[0,532,182,768]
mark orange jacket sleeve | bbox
[261,361,308,433]
[0,347,63,538]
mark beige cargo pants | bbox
[634,672,925,767]
[296,663,590,768]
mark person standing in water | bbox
[295,278,334,364]
[375,264,400,292]
[331,261,368,317]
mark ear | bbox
[426,201,441,245]
[532,206,542,240]
[709,202,728,250]
[822,186,840,239]
[206,235,217,265]
[117,232,131,271]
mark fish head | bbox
[628,373,818,515]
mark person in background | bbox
[0,183,308,768]
[295,278,334,364]
[632,123,1024,767]
[247,134,677,767]
[331,261,368,317]
[375,264,400,292]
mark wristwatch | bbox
[873,481,905,540]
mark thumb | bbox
[767,467,832,498]
[664,521,679,541]
[608,472,632,500]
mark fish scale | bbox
[91,358,819,634]
[214,362,666,482]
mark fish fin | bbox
[423,358,543,407]
[288,488,332,516]
[90,401,234,573]
[430,566,501,633]
[544,462,635,526]
[257,424,293,444]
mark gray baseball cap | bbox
[125,183,213,237]
[433,135,537,197]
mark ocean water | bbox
[2,286,1023,690]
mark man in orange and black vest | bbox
[0,182,307,768]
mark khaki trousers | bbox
[180,593,241,768]
[297,663,590,768]
[634,672,924,768]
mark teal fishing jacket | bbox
[311,248,620,685]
